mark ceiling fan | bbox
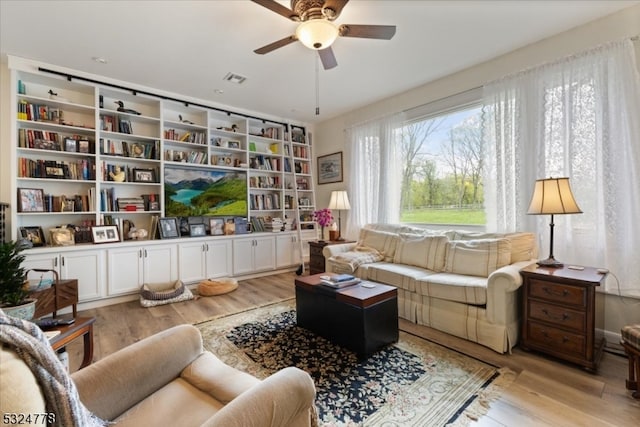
[251,0,396,70]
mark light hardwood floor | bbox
[66,271,639,426]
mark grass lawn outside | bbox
[400,208,486,225]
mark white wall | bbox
[313,4,640,339]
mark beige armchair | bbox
[1,324,317,427]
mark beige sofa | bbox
[1,324,317,427]
[323,224,537,353]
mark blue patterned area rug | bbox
[196,300,515,427]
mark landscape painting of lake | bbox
[164,167,247,217]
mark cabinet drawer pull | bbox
[61,256,65,267]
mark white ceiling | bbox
[1,1,638,124]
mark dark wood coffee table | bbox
[294,274,398,358]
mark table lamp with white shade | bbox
[328,190,351,241]
[527,177,582,267]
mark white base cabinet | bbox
[178,239,232,284]
[233,236,275,275]
[276,234,301,268]
[107,244,177,296]
[22,249,105,302]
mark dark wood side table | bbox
[520,264,606,372]
[48,316,96,370]
[308,240,354,275]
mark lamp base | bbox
[536,257,564,268]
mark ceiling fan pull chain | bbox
[315,54,320,116]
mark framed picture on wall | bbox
[317,151,343,185]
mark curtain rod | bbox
[37,67,290,129]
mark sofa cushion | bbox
[114,378,224,426]
[416,273,488,305]
[504,232,536,262]
[447,230,536,263]
[444,238,512,277]
[365,262,437,292]
[357,228,399,262]
[393,234,448,271]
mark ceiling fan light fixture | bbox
[295,19,339,50]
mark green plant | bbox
[0,240,29,307]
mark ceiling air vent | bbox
[223,72,247,84]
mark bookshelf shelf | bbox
[9,62,317,261]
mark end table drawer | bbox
[528,300,586,333]
[528,279,586,306]
[527,320,585,356]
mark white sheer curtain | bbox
[482,39,640,295]
[344,113,405,239]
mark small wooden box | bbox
[30,279,78,319]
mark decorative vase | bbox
[319,226,325,242]
[1,299,37,320]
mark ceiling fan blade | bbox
[323,0,349,20]
[318,47,338,70]
[251,0,298,21]
[254,35,298,54]
[339,24,396,40]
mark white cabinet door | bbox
[59,250,105,301]
[178,241,206,283]
[107,247,144,296]
[22,252,59,275]
[205,239,232,278]
[232,237,255,275]
[253,236,276,272]
[24,249,105,302]
[143,244,178,285]
[276,234,301,268]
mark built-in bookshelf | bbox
[9,63,316,246]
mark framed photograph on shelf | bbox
[317,151,343,184]
[130,143,145,158]
[64,137,77,152]
[228,140,240,149]
[49,227,75,246]
[19,226,46,247]
[17,188,45,212]
[133,168,155,183]
[209,218,224,235]
[91,225,120,244]
[189,223,207,237]
[158,217,180,239]
[45,165,65,179]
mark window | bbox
[399,102,484,225]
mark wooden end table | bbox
[520,264,606,372]
[295,273,398,358]
[48,316,96,370]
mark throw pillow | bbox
[357,228,399,262]
[393,234,448,271]
[444,238,512,277]
[505,232,536,262]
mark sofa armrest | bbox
[486,260,532,325]
[322,243,357,272]
[71,324,203,421]
[202,367,317,427]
